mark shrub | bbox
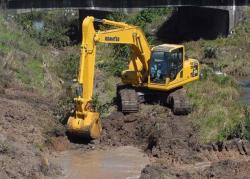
[203,46,217,58]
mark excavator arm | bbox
[95,18,151,84]
[67,16,152,138]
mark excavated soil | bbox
[1,86,250,179]
[99,105,250,179]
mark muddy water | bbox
[240,80,250,105]
[54,146,150,179]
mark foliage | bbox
[203,46,217,59]
[97,45,130,77]
[0,13,56,92]
[108,8,171,37]
[53,50,80,123]
[54,96,74,125]
[14,10,78,48]
[133,8,172,30]
[16,59,45,87]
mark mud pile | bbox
[100,104,250,178]
[101,104,199,162]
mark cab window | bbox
[169,48,183,80]
[150,51,170,83]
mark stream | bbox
[240,80,250,105]
[53,146,150,179]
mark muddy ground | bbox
[1,86,250,179]
[100,105,250,179]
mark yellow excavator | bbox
[67,16,200,139]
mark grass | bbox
[16,59,44,86]
[187,67,248,143]
[0,13,61,95]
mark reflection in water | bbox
[240,80,250,105]
[54,146,150,179]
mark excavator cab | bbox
[150,45,184,84]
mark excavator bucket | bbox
[67,111,102,139]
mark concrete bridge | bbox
[3,0,249,9]
[1,0,248,42]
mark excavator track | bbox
[117,86,139,113]
[168,88,191,115]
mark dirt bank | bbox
[0,87,64,178]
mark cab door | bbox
[169,48,183,81]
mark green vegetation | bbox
[187,68,249,143]
[0,13,60,94]
[14,10,78,48]
[243,110,250,139]
[56,50,79,81]
[107,8,172,42]
[16,59,44,87]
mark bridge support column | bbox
[228,4,246,33]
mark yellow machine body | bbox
[67,16,200,139]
